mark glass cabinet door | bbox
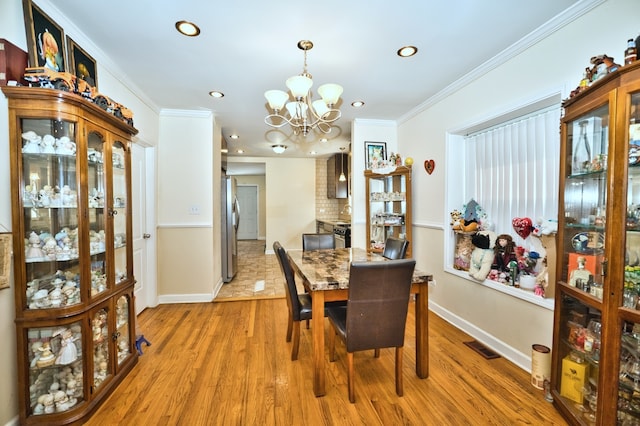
[91,306,111,391]
[618,90,640,423]
[111,141,129,285]
[21,118,82,311]
[115,294,132,366]
[26,320,84,416]
[562,105,609,299]
[87,131,107,298]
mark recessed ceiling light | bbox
[175,21,201,37]
[309,151,317,155]
[229,134,239,139]
[397,45,418,57]
[320,138,328,143]
[236,149,244,154]
[209,91,224,98]
[351,101,365,108]
[221,148,228,153]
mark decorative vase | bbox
[520,274,537,290]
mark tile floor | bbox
[215,240,286,301]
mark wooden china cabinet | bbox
[2,86,138,425]
[551,61,640,425]
[364,166,412,257]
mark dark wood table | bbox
[287,247,432,397]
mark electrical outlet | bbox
[189,205,200,215]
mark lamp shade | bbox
[286,75,313,99]
[264,90,289,111]
[318,83,343,106]
[285,101,308,120]
[312,99,329,118]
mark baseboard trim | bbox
[157,293,214,304]
[428,300,531,372]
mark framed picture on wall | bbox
[0,233,12,290]
[67,36,98,88]
[22,0,67,71]
[365,141,387,169]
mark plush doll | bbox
[532,218,558,237]
[492,234,517,273]
[469,230,497,281]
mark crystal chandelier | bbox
[264,40,343,136]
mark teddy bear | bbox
[531,218,558,237]
[468,230,497,281]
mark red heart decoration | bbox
[424,159,435,175]
[512,217,533,239]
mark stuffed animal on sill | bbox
[469,230,497,281]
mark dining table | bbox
[286,247,433,397]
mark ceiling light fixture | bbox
[264,40,343,137]
[209,90,224,98]
[229,134,239,139]
[351,101,365,108]
[397,45,418,57]
[272,144,287,154]
[339,147,346,182]
[175,21,201,37]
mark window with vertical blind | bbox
[462,106,561,245]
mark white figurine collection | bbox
[22,131,77,156]
[29,325,84,415]
[25,227,80,263]
[26,270,80,310]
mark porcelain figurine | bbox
[22,131,42,153]
[36,342,56,368]
[26,232,45,259]
[42,393,55,414]
[56,136,76,155]
[55,328,78,365]
[41,134,56,154]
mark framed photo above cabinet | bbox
[2,85,138,425]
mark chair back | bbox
[302,233,335,251]
[273,241,303,321]
[382,237,409,259]
[345,259,416,352]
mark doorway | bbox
[237,185,258,240]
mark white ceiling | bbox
[48,0,585,161]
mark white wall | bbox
[399,0,638,369]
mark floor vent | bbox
[463,340,501,359]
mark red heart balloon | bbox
[512,217,533,239]
[424,159,435,175]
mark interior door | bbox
[236,185,258,240]
[131,144,156,314]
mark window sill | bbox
[445,266,555,311]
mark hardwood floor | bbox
[85,300,568,425]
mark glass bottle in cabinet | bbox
[364,166,412,257]
[551,62,640,425]
[4,86,138,425]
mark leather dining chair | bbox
[326,259,416,403]
[382,237,409,259]
[273,241,312,360]
[302,233,335,251]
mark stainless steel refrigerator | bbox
[221,175,239,282]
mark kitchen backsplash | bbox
[316,158,350,220]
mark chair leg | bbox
[291,321,300,361]
[286,313,293,342]
[374,348,380,358]
[395,346,403,397]
[347,352,355,403]
[306,319,310,329]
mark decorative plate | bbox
[572,231,604,252]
